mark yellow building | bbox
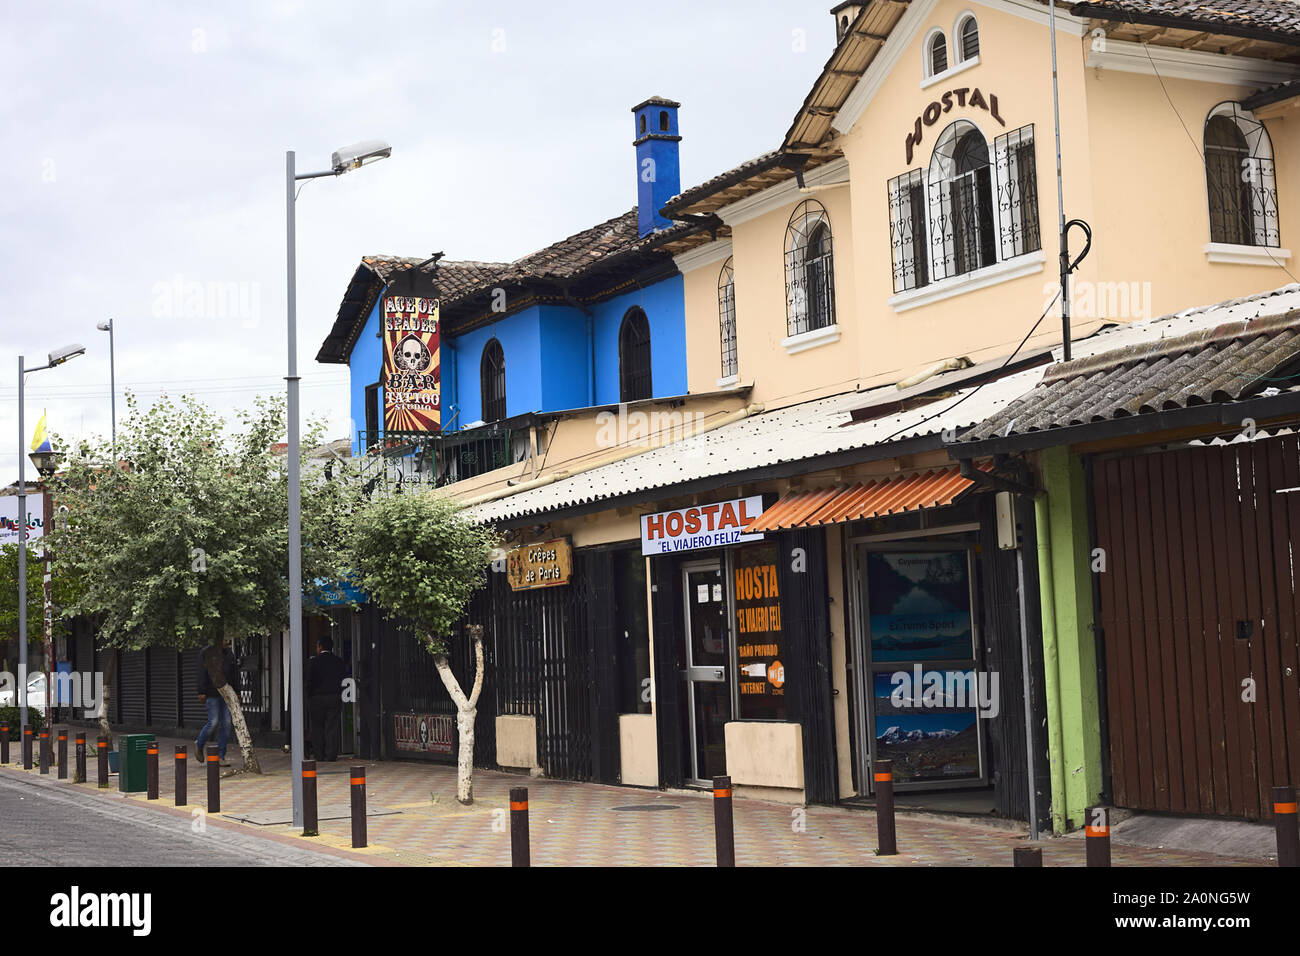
[443,0,1300,827]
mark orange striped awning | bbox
[743,465,984,533]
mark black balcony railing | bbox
[356,423,516,492]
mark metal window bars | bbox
[480,339,506,423]
[784,199,836,337]
[717,257,737,377]
[619,308,653,402]
[994,124,1042,261]
[1205,106,1280,248]
[888,169,929,293]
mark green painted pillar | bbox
[1037,446,1104,832]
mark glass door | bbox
[681,560,729,786]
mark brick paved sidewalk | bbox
[0,732,1269,867]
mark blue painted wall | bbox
[346,273,688,450]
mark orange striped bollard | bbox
[301,760,318,836]
[510,786,530,867]
[38,729,49,774]
[713,775,735,867]
[146,741,159,799]
[1,724,9,764]
[57,729,68,779]
[1085,806,1111,867]
[875,759,897,856]
[74,733,86,783]
[174,747,187,806]
[350,766,367,848]
[22,727,32,770]
[1274,785,1298,867]
[96,735,108,787]
[206,745,220,812]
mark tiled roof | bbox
[361,256,509,297]
[1068,0,1300,40]
[961,284,1300,444]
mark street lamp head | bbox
[47,343,85,366]
[29,447,58,478]
[96,321,112,332]
[331,139,392,174]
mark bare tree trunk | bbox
[97,650,116,739]
[203,645,261,774]
[433,625,485,805]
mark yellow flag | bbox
[30,410,51,453]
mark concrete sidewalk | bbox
[0,733,1273,867]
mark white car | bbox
[0,672,48,716]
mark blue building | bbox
[315,97,716,485]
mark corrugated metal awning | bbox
[742,465,983,533]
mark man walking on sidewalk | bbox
[307,634,347,762]
[195,638,241,766]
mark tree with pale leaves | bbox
[350,491,496,804]
[50,393,361,771]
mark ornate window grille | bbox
[619,307,653,402]
[928,120,997,280]
[1204,102,1279,248]
[718,257,738,378]
[480,338,506,422]
[994,124,1041,260]
[784,199,836,336]
[888,169,930,293]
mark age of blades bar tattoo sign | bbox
[383,295,441,433]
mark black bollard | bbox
[74,733,86,783]
[302,760,318,836]
[875,759,897,856]
[1085,806,1112,867]
[57,729,67,780]
[146,742,158,800]
[174,747,187,806]
[1014,846,1043,867]
[510,786,530,867]
[206,745,220,813]
[1273,785,1298,867]
[96,735,108,787]
[1,724,8,764]
[713,775,736,867]
[22,727,32,770]
[350,766,367,848]
[38,729,49,774]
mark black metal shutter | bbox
[651,556,683,789]
[774,527,839,805]
[581,548,621,784]
[180,648,206,728]
[147,649,179,729]
[118,650,146,725]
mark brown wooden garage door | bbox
[1093,436,1300,820]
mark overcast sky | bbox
[0,0,836,477]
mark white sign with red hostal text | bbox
[640,496,765,556]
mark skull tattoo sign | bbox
[382,294,441,433]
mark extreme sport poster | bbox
[382,294,441,433]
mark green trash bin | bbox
[117,734,155,793]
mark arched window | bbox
[480,338,506,422]
[718,257,737,378]
[1204,102,1279,248]
[784,200,837,336]
[926,30,948,77]
[956,14,979,61]
[619,308,653,403]
[659,110,670,131]
[638,114,647,136]
[929,120,997,278]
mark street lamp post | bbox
[96,320,116,454]
[15,344,85,730]
[285,140,390,828]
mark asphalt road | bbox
[0,771,363,866]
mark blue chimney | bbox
[632,97,682,237]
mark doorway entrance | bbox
[681,560,730,786]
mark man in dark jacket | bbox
[307,634,347,761]
[196,638,242,765]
